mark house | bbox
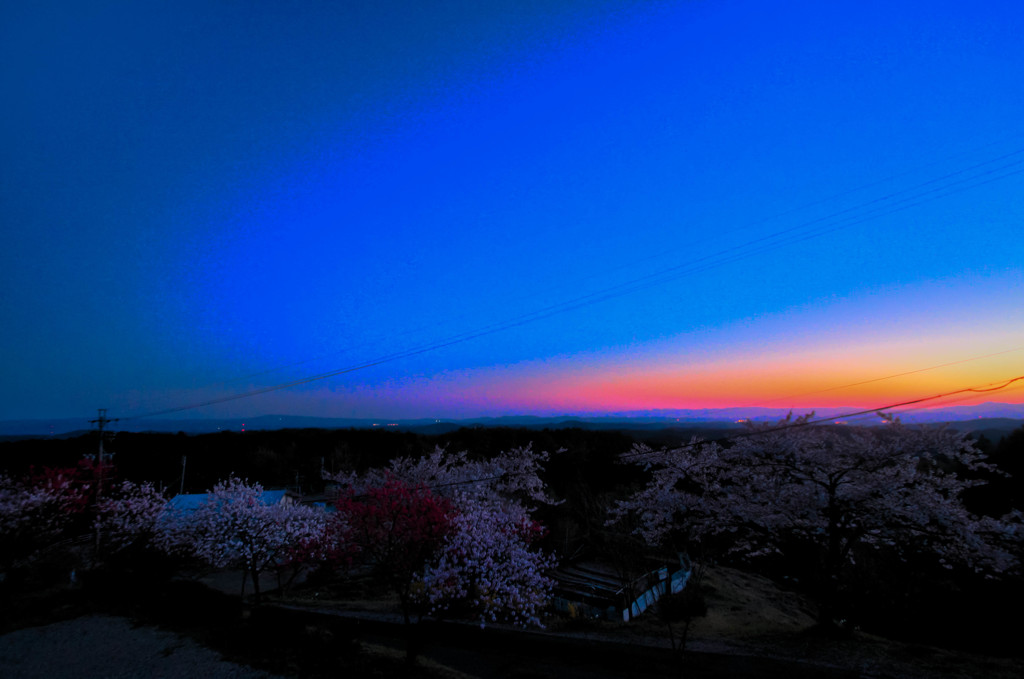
[166,488,300,512]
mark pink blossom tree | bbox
[612,415,1022,624]
[0,468,87,571]
[329,445,559,630]
[334,477,453,662]
[336,477,454,625]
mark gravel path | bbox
[0,615,285,679]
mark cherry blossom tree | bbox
[93,480,166,553]
[612,415,1022,624]
[418,493,555,628]
[331,444,557,508]
[0,468,87,570]
[329,444,559,631]
[160,476,330,603]
[337,477,454,625]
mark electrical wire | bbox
[215,137,1024,389]
[620,374,1024,460]
[743,346,1024,408]
[118,143,1024,421]
[387,374,1024,494]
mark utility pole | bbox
[180,455,187,496]
[89,408,117,555]
[89,409,117,501]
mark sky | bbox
[2,0,1023,422]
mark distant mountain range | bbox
[2,402,1022,439]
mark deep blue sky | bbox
[2,1,1022,421]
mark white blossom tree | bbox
[612,415,1022,623]
[332,444,557,508]
[93,480,166,554]
[418,492,556,628]
[160,476,331,603]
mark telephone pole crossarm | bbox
[88,408,119,499]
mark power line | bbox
[547,133,1024,297]
[119,142,1024,420]
[854,384,1024,424]
[621,373,1024,460]
[742,346,1024,408]
[373,374,1024,496]
[207,138,1024,390]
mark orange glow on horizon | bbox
[466,352,1024,414]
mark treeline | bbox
[0,425,676,497]
[2,422,1021,508]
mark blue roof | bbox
[260,489,289,505]
[166,493,206,511]
[167,489,292,511]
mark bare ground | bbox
[592,566,1024,679]
[280,565,1024,678]
[1,565,1021,679]
[0,614,284,679]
